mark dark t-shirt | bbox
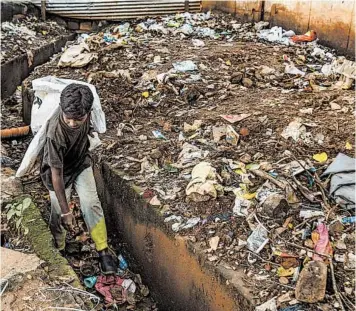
[40,111,91,191]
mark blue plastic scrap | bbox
[280,305,305,311]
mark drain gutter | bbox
[94,163,255,311]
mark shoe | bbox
[99,253,117,275]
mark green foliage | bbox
[5,197,32,235]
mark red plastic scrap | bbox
[312,223,333,262]
[95,275,125,304]
[291,30,317,43]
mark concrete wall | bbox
[96,163,254,311]
[1,1,40,22]
[202,0,355,57]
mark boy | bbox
[40,83,116,274]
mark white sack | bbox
[16,76,106,178]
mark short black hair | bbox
[60,84,94,119]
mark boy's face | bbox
[62,113,88,129]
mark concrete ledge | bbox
[95,163,254,311]
[1,1,39,23]
[19,196,81,287]
[1,33,75,101]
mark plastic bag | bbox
[16,76,106,178]
[247,223,269,253]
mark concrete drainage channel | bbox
[95,164,253,311]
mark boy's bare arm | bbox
[51,167,76,231]
[51,167,69,214]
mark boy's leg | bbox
[49,187,72,250]
[74,166,108,251]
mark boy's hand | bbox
[61,213,76,232]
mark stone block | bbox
[67,21,79,30]
[80,21,92,31]
[295,261,327,303]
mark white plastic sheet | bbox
[16,76,106,178]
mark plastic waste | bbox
[0,156,15,167]
[181,217,200,230]
[179,24,194,35]
[283,30,296,37]
[196,27,216,38]
[291,30,317,43]
[311,47,326,58]
[58,42,95,68]
[341,216,356,224]
[321,153,355,209]
[257,26,291,45]
[152,130,167,140]
[312,152,328,163]
[247,223,269,253]
[284,63,305,76]
[321,63,332,75]
[175,143,209,168]
[261,193,289,218]
[225,125,239,145]
[113,22,130,36]
[255,297,277,311]
[135,22,148,32]
[122,279,136,293]
[88,132,101,152]
[233,190,253,216]
[299,209,325,219]
[84,276,97,288]
[103,33,117,43]
[173,60,197,72]
[253,21,269,31]
[167,20,181,28]
[183,120,202,132]
[186,162,219,202]
[192,39,205,47]
[1,22,36,37]
[220,114,251,124]
[279,305,305,311]
[118,254,128,270]
[312,222,333,262]
[281,118,306,141]
[149,23,168,35]
[212,126,226,142]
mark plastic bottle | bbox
[118,254,128,270]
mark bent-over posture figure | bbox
[40,83,116,274]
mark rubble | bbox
[3,10,355,311]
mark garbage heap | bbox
[1,15,69,64]
[13,11,356,311]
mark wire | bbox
[39,284,101,311]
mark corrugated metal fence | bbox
[31,0,201,20]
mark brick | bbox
[80,22,92,31]
[91,21,99,31]
[67,21,79,30]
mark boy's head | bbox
[60,84,94,129]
